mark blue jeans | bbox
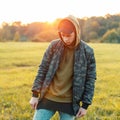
[33,109,75,120]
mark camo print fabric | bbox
[32,39,96,115]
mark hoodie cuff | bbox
[82,103,89,109]
[32,92,39,97]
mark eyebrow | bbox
[61,32,72,37]
[62,34,71,37]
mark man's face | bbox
[60,32,75,45]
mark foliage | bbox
[102,29,120,43]
[82,15,120,43]
[13,31,20,42]
[0,14,120,43]
[0,42,120,120]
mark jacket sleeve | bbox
[31,42,54,94]
[82,49,96,105]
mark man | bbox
[29,15,96,120]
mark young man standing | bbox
[30,15,96,120]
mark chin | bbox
[65,42,71,45]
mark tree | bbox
[88,31,98,40]
[102,29,120,43]
[13,31,20,42]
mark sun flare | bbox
[0,0,120,25]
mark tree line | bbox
[0,14,120,43]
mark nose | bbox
[63,37,69,42]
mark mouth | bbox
[65,42,71,44]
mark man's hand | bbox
[76,107,87,118]
[29,97,39,110]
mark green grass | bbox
[0,42,120,120]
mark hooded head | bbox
[58,15,81,48]
[58,19,75,34]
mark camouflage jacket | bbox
[32,39,96,115]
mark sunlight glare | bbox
[0,0,120,25]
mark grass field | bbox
[0,42,120,120]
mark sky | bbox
[0,0,120,24]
